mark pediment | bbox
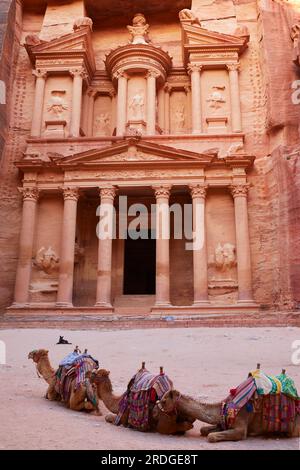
[50,140,216,167]
[25,26,95,74]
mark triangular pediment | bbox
[25,26,96,74]
[50,140,216,167]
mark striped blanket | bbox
[54,354,98,406]
[221,371,300,431]
[116,369,173,431]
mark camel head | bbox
[157,390,181,414]
[88,369,112,397]
[28,349,49,363]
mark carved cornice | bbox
[62,187,80,201]
[153,185,172,199]
[99,187,117,200]
[20,187,39,202]
[230,184,249,198]
[189,184,208,199]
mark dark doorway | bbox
[123,231,156,295]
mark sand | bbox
[0,327,299,450]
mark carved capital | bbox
[184,85,191,94]
[62,187,80,201]
[147,70,160,79]
[230,184,249,198]
[189,184,208,199]
[99,187,117,201]
[32,69,47,79]
[20,187,39,202]
[187,63,202,75]
[226,62,240,72]
[70,68,86,79]
[113,70,128,80]
[164,83,172,94]
[291,24,300,42]
[153,185,172,199]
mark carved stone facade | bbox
[1,0,300,316]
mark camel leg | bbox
[174,421,194,434]
[105,413,117,424]
[207,428,247,442]
[200,425,221,436]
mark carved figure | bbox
[34,247,59,274]
[47,91,68,117]
[127,13,150,45]
[95,113,111,136]
[174,106,185,130]
[207,86,226,110]
[129,91,145,119]
[179,9,201,26]
[214,243,236,271]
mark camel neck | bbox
[178,395,222,425]
[97,382,123,414]
[37,356,55,384]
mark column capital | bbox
[108,89,117,98]
[87,87,97,98]
[19,187,39,202]
[147,70,160,79]
[70,67,86,79]
[230,184,249,198]
[184,84,192,94]
[226,62,240,72]
[113,69,128,80]
[62,187,80,201]
[32,69,47,79]
[187,63,203,75]
[152,185,172,199]
[99,187,117,200]
[189,184,208,199]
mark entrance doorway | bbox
[123,230,156,295]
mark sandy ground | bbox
[0,327,299,450]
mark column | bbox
[13,187,39,306]
[164,84,171,134]
[157,86,165,131]
[227,63,242,133]
[115,71,128,136]
[184,85,192,134]
[189,184,209,304]
[70,68,84,137]
[56,187,79,307]
[188,63,202,134]
[146,70,159,135]
[30,69,47,138]
[153,185,172,306]
[95,187,117,307]
[87,88,96,137]
[230,184,253,302]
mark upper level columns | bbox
[115,71,128,136]
[56,187,79,307]
[230,184,253,302]
[31,70,47,138]
[70,68,85,137]
[227,63,242,133]
[13,187,39,306]
[164,84,171,134]
[147,71,159,135]
[188,64,202,134]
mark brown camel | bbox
[28,349,100,414]
[158,390,300,442]
[89,369,194,435]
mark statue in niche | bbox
[95,113,111,136]
[34,247,59,274]
[179,9,201,26]
[129,90,145,119]
[214,243,236,272]
[127,13,150,45]
[206,86,226,110]
[174,105,185,131]
[47,90,68,117]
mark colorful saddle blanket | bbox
[54,352,98,406]
[116,369,173,431]
[221,370,300,431]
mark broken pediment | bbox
[181,22,249,66]
[25,21,96,77]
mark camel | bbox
[157,389,300,442]
[89,369,194,435]
[28,349,101,414]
